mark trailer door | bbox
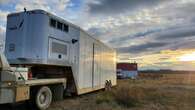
[48,38,70,61]
[92,43,101,88]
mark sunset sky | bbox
[0,0,195,70]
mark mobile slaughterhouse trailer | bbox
[0,9,116,110]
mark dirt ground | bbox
[1,77,195,110]
[0,89,104,110]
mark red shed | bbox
[117,63,138,79]
[117,63,137,71]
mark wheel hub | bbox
[39,93,46,104]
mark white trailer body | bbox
[5,9,116,96]
[78,31,116,94]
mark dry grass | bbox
[49,77,195,110]
[99,79,195,110]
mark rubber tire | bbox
[35,86,52,110]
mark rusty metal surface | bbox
[15,86,30,102]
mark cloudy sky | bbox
[1,0,195,70]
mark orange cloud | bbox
[118,49,195,70]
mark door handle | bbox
[72,39,78,44]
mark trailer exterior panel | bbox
[5,9,116,95]
[77,31,117,94]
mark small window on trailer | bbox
[52,42,67,55]
[63,24,69,32]
[50,19,56,28]
[57,22,63,30]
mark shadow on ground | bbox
[0,103,37,110]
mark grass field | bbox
[49,74,195,110]
[1,72,195,110]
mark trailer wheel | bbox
[105,80,112,91]
[35,86,52,110]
